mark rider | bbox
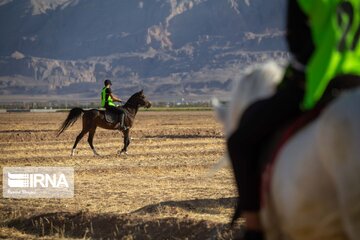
[101,79,127,130]
[227,0,360,239]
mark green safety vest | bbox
[101,87,115,107]
[298,0,360,109]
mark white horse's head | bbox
[214,61,284,138]
[210,61,284,171]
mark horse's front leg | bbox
[118,130,130,155]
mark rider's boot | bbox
[118,114,128,131]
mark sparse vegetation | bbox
[0,111,242,239]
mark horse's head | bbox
[210,62,284,173]
[214,61,284,137]
[127,90,152,109]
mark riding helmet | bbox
[104,79,112,86]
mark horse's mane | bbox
[124,91,141,107]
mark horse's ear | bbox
[140,89,144,94]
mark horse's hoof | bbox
[117,150,128,155]
[70,149,76,157]
[92,149,100,157]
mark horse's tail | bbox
[57,108,84,137]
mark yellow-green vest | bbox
[101,87,115,107]
[298,0,360,109]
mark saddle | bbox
[103,108,125,124]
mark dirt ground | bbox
[0,111,243,239]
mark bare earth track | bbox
[0,111,241,239]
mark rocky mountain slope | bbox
[0,0,288,101]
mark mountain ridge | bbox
[0,0,288,102]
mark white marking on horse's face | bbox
[222,61,284,137]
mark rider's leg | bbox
[118,110,126,130]
[113,108,127,131]
[106,106,125,130]
[227,79,304,227]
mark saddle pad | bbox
[104,110,120,124]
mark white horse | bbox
[213,61,360,240]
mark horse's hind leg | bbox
[71,128,90,156]
[88,126,99,156]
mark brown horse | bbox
[57,90,151,156]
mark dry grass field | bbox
[0,111,242,239]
